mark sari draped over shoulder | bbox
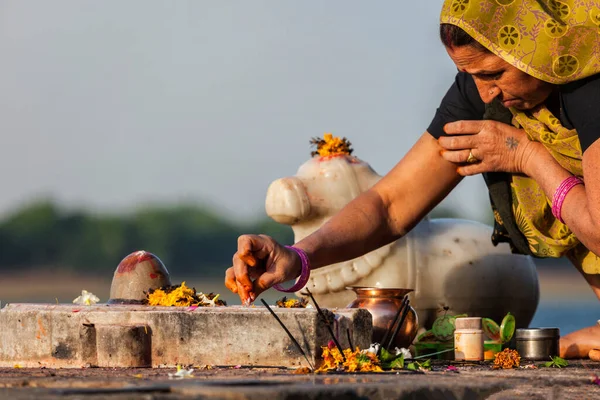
[440,0,600,274]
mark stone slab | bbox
[0,303,372,368]
[0,360,598,400]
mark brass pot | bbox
[346,287,418,349]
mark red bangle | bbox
[273,246,310,293]
[552,175,584,223]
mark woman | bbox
[225,0,600,359]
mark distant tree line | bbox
[0,201,294,277]
[0,200,495,277]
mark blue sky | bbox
[0,0,492,222]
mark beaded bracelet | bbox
[552,175,584,224]
[273,245,310,293]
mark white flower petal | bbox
[365,343,380,355]
[395,347,412,359]
[73,290,100,306]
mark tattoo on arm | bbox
[505,137,519,150]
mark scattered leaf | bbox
[379,347,405,370]
[539,356,568,368]
[406,359,431,372]
[379,347,395,363]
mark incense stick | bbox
[303,288,346,361]
[413,347,455,360]
[379,296,408,352]
[346,328,354,350]
[260,299,314,370]
[387,299,411,351]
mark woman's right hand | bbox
[224,234,303,305]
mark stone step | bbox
[0,303,372,368]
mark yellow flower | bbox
[315,346,383,373]
[310,133,354,157]
[146,282,225,307]
[493,348,521,369]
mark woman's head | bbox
[440,24,554,110]
[439,0,600,91]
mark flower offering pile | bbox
[145,282,226,307]
[275,296,308,308]
[493,348,521,369]
[315,346,383,373]
[310,133,353,157]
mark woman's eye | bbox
[476,71,503,80]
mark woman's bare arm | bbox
[524,139,600,262]
[296,132,463,269]
[227,131,463,302]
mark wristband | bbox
[552,175,584,223]
[273,245,310,293]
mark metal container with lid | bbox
[515,328,560,360]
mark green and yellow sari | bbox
[440,0,600,274]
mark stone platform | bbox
[0,304,372,368]
[0,360,598,399]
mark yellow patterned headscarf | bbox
[441,0,600,274]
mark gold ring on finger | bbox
[466,150,479,164]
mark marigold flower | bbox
[493,348,521,369]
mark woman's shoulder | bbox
[559,73,600,153]
[560,73,600,93]
[426,72,485,139]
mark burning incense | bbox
[260,299,314,370]
[387,298,411,351]
[379,296,408,352]
[346,328,354,350]
[303,288,346,361]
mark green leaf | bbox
[420,359,432,370]
[406,362,418,371]
[379,347,395,363]
[539,356,568,368]
[390,355,405,369]
[356,353,371,365]
[405,359,430,372]
[550,356,568,368]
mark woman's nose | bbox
[479,84,500,104]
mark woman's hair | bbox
[439,24,488,52]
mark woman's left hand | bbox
[438,120,538,176]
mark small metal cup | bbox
[515,328,560,361]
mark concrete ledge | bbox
[0,304,372,368]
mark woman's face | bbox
[446,45,554,110]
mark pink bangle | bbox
[273,246,310,293]
[552,175,584,223]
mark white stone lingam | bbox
[265,153,539,329]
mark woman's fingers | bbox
[229,234,302,304]
[224,267,238,293]
[438,135,476,150]
[440,149,475,164]
[443,120,485,135]
[232,252,253,303]
[239,252,257,267]
[252,270,278,297]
